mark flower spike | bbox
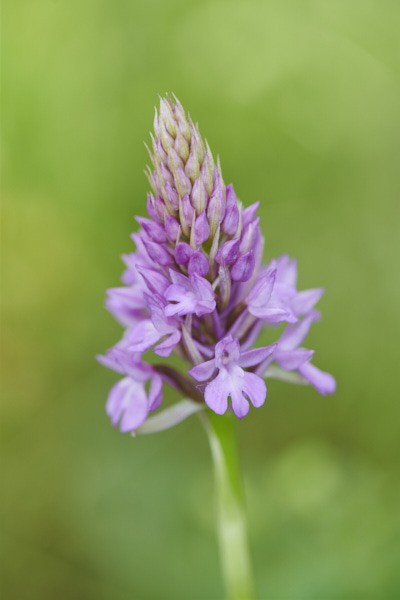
[98,95,335,433]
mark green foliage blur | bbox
[2,1,400,598]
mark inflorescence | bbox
[98,95,335,433]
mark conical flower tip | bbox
[99,95,335,434]
[147,95,225,226]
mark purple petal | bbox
[227,370,249,419]
[188,359,216,382]
[136,217,167,243]
[119,384,149,432]
[109,348,151,382]
[216,239,240,266]
[195,300,217,317]
[247,269,276,309]
[165,182,180,211]
[106,286,145,309]
[164,285,192,316]
[279,312,320,350]
[174,242,194,265]
[225,184,238,207]
[169,269,192,289]
[276,254,297,286]
[241,201,260,228]
[188,251,209,277]
[143,240,174,266]
[147,194,162,223]
[207,186,226,226]
[298,362,336,395]
[239,219,259,254]
[181,194,194,225]
[146,294,177,334]
[194,210,210,246]
[249,305,296,323]
[191,177,208,213]
[121,253,140,285]
[154,194,169,222]
[291,288,325,316]
[106,378,130,426]
[127,319,161,353]
[275,349,315,370]
[97,352,125,374]
[148,374,163,411]
[165,215,180,242]
[215,335,241,365]
[239,344,276,368]
[190,273,215,301]
[105,297,140,328]
[160,161,174,185]
[204,373,229,415]
[175,167,192,196]
[242,372,267,408]
[231,251,255,282]
[222,203,239,236]
[154,330,182,357]
[136,265,170,295]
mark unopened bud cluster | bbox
[98,95,335,433]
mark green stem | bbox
[202,410,256,600]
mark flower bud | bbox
[216,239,240,265]
[159,97,177,137]
[147,194,161,223]
[155,137,168,163]
[190,176,207,214]
[175,167,192,198]
[207,185,226,238]
[165,214,181,243]
[143,240,174,266]
[201,154,214,197]
[188,251,209,277]
[192,210,210,247]
[213,167,225,195]
[136,265,171,295]
[240,217,260,254]
[164,182,179,212]
[175,129,190,162]
[145,166,158,197]
[167,147,184,173]
[159,118,174,154]
[185,149,200,183]
[225,184,238,207]
[136,217,167,243]
[242,201,260,229]
[153,107,161,139]
[174,242,193,265]
[154,194,168,223]
[153,170,163,196]
[173,96,191,142]
[191,133,204,165]
[160,161,174,186]
[222,203,239,236]
[179,194,194,237]
[231,250,255,282]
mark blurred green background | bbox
[2,1,400,598]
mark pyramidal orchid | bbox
[98,95,336,600]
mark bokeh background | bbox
[2,1,400,598]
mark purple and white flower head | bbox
[98,95,335,433]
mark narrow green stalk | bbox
[202,410,255,600]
